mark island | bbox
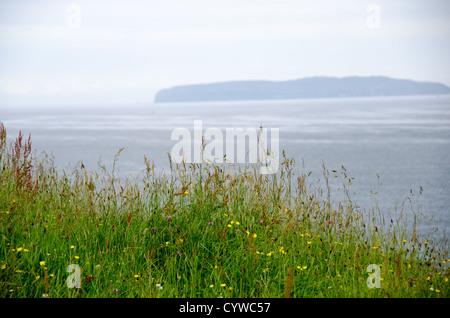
[154,76,450,103]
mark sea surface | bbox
[1,95,450,239]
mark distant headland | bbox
[154,76,450,103]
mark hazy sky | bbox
[0,0,449,106]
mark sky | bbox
[0,0,449,107]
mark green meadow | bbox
[0,123,448,298]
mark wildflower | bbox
[152,227,156,232]
[134,274,139,278]
[235,221,240,225]
[445,278,448,282]
[307,241,312,245]
[436,289,440,293]
[208,222,213,226]
[166,242,169,246]
[17,247,23,252]
[112,226,115,232]
[430,287,434,291]
[259,220,263,225]
[167,215,172,221]
[231,220,234,224]
[39,261,45,266]
[210,285,214,288]
[246,231,250,236]
[42,294,48,298]
[221,284,226,287]
[156,284,163,290]
[252,233,257,238]
[70,245,75,249]
[426,276,431,280]
[113,289,118,294]
[184,191,188,194]
[1,265,6,270]
[75,256,79,259]
[227,224,232,228]
[423,242,428,245]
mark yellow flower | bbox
[23,249,29,252]
[227,224,232,228]
[235,222,240,225]
[220,284,226,287]
[307,241,312,245]
[39,261,45,266]
[209,285,214,288]
[423,242,428,245]
[184,191,189,194]
[70,245,75,249]
[17,247,23,252]
[74,256,79,259]
[1,265,6,269]
[444,278,448,282]
[134,274,139,278]
[246,231,250,236]
[252,233,257,238]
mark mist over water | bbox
[2,95,450,238]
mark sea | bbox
[1,95,449,240]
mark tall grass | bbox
[0,123,448,298]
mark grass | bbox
[0,123,448,298]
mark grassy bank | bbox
[0,123,448,298]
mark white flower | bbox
[430,287,434,291]
[42,294,49,298]
[156,283,163,290]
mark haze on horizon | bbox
[0,0,449,107]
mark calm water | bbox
[1,95,450,238]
